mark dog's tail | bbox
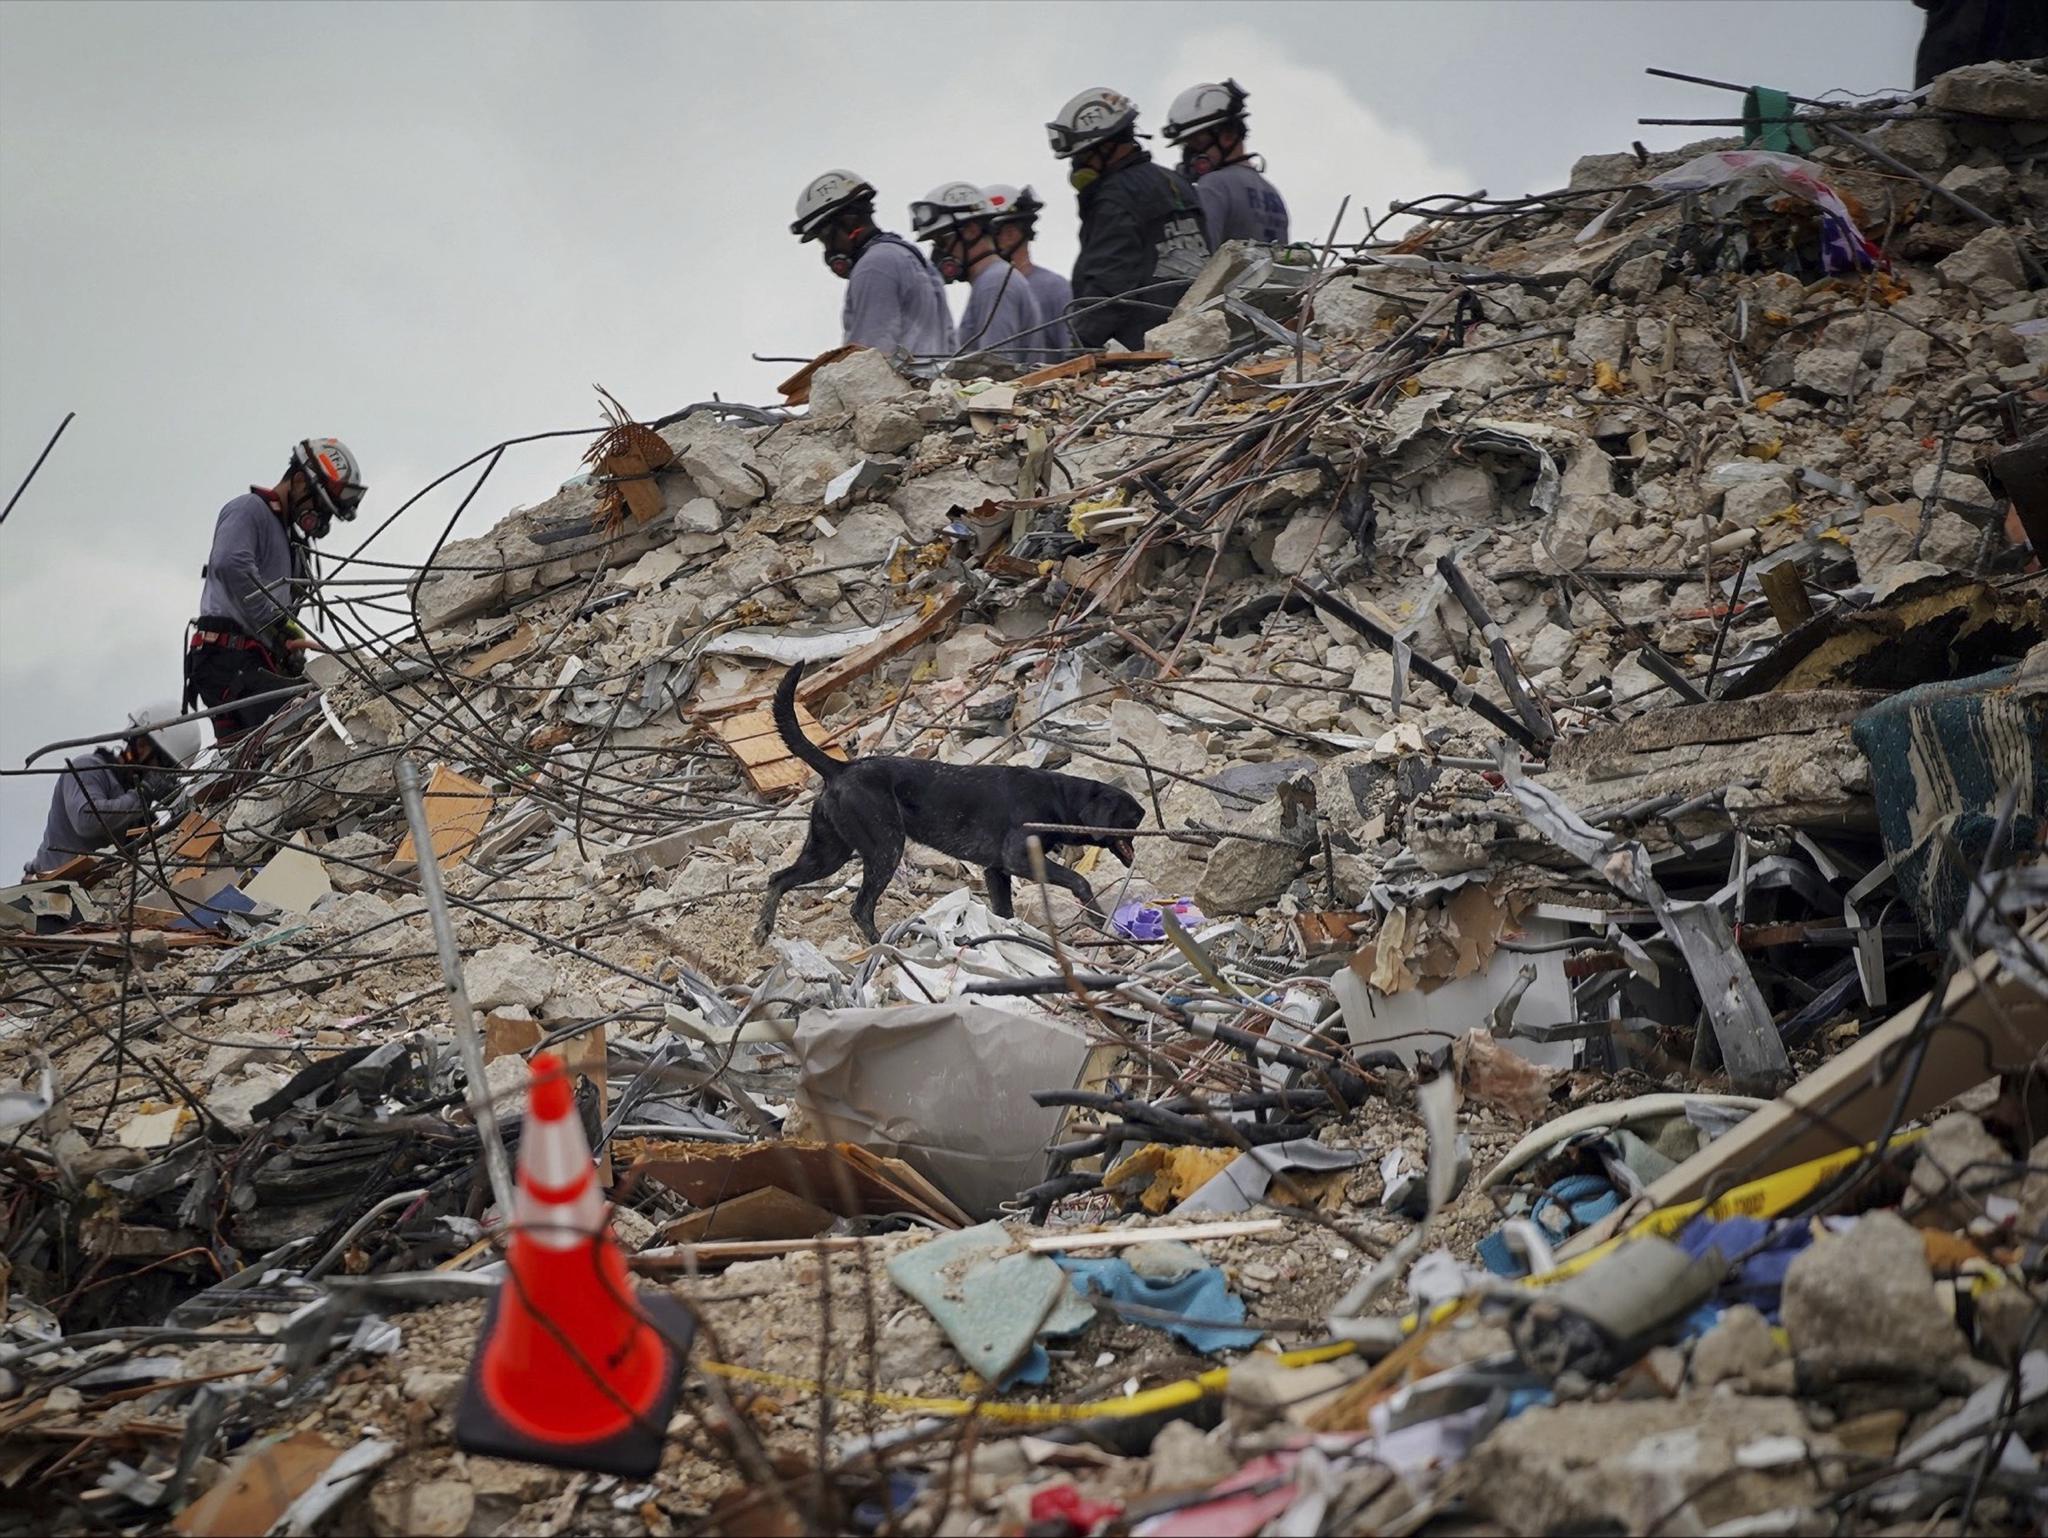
[773,662,845,780]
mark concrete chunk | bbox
[808,348,914,417]
[1928,61,2048,122]
[1145,307,1232,360]
[465,943,556,1011]
[1782,1210,1969,1376]
[1936,227,2027,304]
[1464,1395,1832,1535]
[1791,347,1861,400]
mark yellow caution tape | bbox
[698,1134,1927,1421]
[1386,1128,1932,1333]
[698,1339,1359,1424]
[1519,1127,1930,1291]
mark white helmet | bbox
[981,183,1045,232]
[1047,87,1140,159]
[289,437,366,528]
[792,169,876,240]
[909,181,997,241]
[127,700,202,768]
[1162,79,1249,146]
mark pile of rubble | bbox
[4,58,2045,1538]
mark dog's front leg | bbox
[983,867,1014,918]
[1002,835,1105,928]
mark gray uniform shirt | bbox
[955,260,1046,369]
[842,233,956,359]
[197,491,298,637]
[1024,265,1076,359]
[28,750,147,874]
[1196,161,1291,247]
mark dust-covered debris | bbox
[4,55,2045,1538]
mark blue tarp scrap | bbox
[1478,1174,1622,1279]
[1676,1213,1813,1323]
[1054,1255,1264,1353]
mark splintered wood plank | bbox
[715,706,844,796]
[392,763,494,867]
[166,813,223,867]
[598,447,667,526]
[37,854,101,884]
[1016,353,1098,390]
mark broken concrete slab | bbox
[464,943,556,1011]
[1783,1210,1971,1377]
[1462,1394,1835,1535]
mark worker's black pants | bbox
[187,643,298,742]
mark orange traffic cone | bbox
[455,1052,689,1476]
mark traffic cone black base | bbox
[455,1290,693,1477]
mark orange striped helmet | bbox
[289,437,366,526]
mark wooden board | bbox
[1015,350,1173,392]
[173,1431,347,1537]
[693,586,966,719]
[456,619,535,680]
[598,447,668,527]
[620,1137,968,1228]
[1228,352,1323,383]
[632,1217,1284,1273]
[713,705,844,796]
[0,928,231,957]
[484,1012,610,1182]
[1015,353,1099,390]
[392,763,494,868]
[1294,911,1369,956]
[660,1186,835,1245]
[35,854,101,884]
[166,813,223,867]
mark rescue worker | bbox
[1162,79,1291,247]
[910,182,1046,372]
[1045,87,1212,353]
[792,170,955,359]
[25,702,201,877]
[186,438,363,742]
[984,183,1076,359]
[1913,0,2048,87]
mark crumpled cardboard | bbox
[792,1001,1091,1220]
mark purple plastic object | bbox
[1110,899,1206,942]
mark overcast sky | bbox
[0,0,1924,861]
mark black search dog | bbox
[754,662,1145,945]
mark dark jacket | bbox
[197,489,306,646]
[28,749,150,874]
[1913,0,2048,87]
[1069,150,1213,352]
